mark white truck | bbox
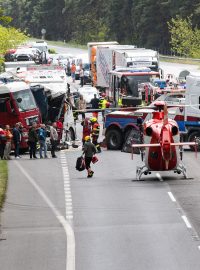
[96,46,159,89]
[87,41,119,86]
[114,48,159,71]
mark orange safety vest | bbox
[92,122,100,137]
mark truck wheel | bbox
[188,132,200,151]
[106,129,123,150]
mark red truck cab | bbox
[0,81,41,151]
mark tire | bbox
[188,131,200,151]
[106,129,123,150]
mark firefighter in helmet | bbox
[90,117,101,153]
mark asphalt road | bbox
[1,45,200,269]
[1,123,200,269]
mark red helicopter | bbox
[132,101,197,180]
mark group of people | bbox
[73,93,110,122]
[0,121,61,160]
[28,121,59,159]
[81,116,101,153]
[65,61,85,86]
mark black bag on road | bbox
[76,156,86,171]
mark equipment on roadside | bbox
[131,101,197,180]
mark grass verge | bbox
[160,56,200,66]
[0,161,8,209]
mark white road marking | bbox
[14,161,75,270]
[198,246,200,251]
[156,173,163,181]
[182,215,192,229]
[167,192,176,202]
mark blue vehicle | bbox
[152,79,167,89]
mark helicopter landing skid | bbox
[136,163,188,181]
[174,163,188,179]
[136,166,151,181]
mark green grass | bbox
[160,56,200,66]
[0,161,8,209]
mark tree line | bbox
[0,0,200,57]
[0,8,27,71]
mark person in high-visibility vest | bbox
[99,94,110,121]
[118,97,122,107]
[90,117,101,153]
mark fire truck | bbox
[0,81,41,151]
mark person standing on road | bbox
[90,117,101,153]
[13,123,21,159]
[83,136,97,178]
[91,94,99,119]
[78,95,86,120]
[38,124,48,159]
[71,62,76,83]
[81,118,91,145]
[50,122,58,158]
[79,67,84,87]
[0,127,6,159]
[4,125,13,160]
[28,122,38,159]
[67,60,71,76]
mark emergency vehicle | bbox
[0,81,41,151]
[105,73,200,150]
[108,68,160,107]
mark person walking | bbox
[79,67,84,87]
[78,95,86,120]
[38,124,48,159]
[90,94,99,119]
[50,122,58,158]
[83,136,97,178]
[4,125,13,160]
[71,62,76,83]
[0,127,6,159]
[13,123,21,159]
[28,122,38,159]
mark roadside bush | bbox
[48,48,56,54]
[0,161,8,209]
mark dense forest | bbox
[1,0,200,54]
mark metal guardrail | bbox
[160,54,200,62]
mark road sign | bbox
[41,28,46,35]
